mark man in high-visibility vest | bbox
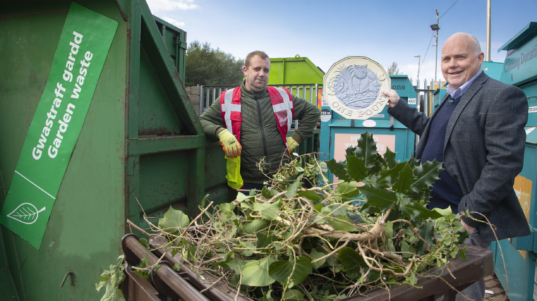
[200,51,320,191]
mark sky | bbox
[147,0,537,87]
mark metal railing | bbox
[199,84,322,130]
[199,83,322,113]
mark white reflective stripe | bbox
[275,88,293,131]
[272,103,287,112]
[222,88,240,134]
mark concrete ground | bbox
[483,274,508,301]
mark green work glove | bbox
[218,129,242,158]
[286,136,299,154]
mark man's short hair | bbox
[245,51,269,68]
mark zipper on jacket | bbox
[255,92,269,158]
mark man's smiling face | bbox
[441,33,484,90]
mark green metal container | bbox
[268,55,325,86]
[268,55,324,109]
[0,0,230,300]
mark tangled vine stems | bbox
[116,153,469,301]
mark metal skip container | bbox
[0,0,230,300]
[487,21,537,301]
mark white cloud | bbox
[162,17,185,28]
[147,0,198,12]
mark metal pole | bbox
[486,0,491,61]
[199,85,204,114]
[434,8,439,82]
[424,79,429,116]
[414,55,420,89]
[212,87,216,106]
[314,83,318,107]
[205,87,210,110]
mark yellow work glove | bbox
[218,129,242,158]
[225,155,244,190]
[286,136,299,154]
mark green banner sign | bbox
[0,3,118,249]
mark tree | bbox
[387,62,401,75]
[185,41,244,86]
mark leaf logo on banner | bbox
[7,203,46,225]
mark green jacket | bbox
[200,82,321,184]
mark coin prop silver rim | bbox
[323,56,391,120]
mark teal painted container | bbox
[490,22,537,301]
[432,87,447,113]
[490,130,537,301]
[319,75,417,183]
[482,61,504,81]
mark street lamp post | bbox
[430,8,440,83]
[414,55,421,89]
[486,0,491,61]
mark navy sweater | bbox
[420,98,464,212]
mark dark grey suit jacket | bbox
[388,72,530,241]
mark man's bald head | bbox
[444,33,481,55]
[441,33,484,90]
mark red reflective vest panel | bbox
[220,86,294,146]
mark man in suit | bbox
[382,32,530,300]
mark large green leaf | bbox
[338,247,365,279]
[96,256,126,301]
[224,258,246,274]
[253,201,281,221]
[240,242,256,257]
[384,147,397,168]
[411,160,443,192]
[433,206,453,216]
[243,219,270,233]
[407,156,420,169]
[369,162,404,188]
[241,256,276,287]
[285,180,301,199]
[399,198,442,220]
[237,192,254,202]
[359,185,397,210]
[346,155,367,182]
[401,241,416,258]
[366,156,384,176]
[404,189,430,203]
[311,248,327,269]
[298,190,322,202]
[261,186,275,199]
[355,131,378,168]
[327,215,358,232]
[158,206,189,235]
[218,203,235,212]
[283,290,304,300]
[257,232,275,248]
[416,221,435,255]
[269,256,312,287]
[392,163,413,193]
[336,181,360,198]
[326,159,351,182]
[385,221,395,252]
